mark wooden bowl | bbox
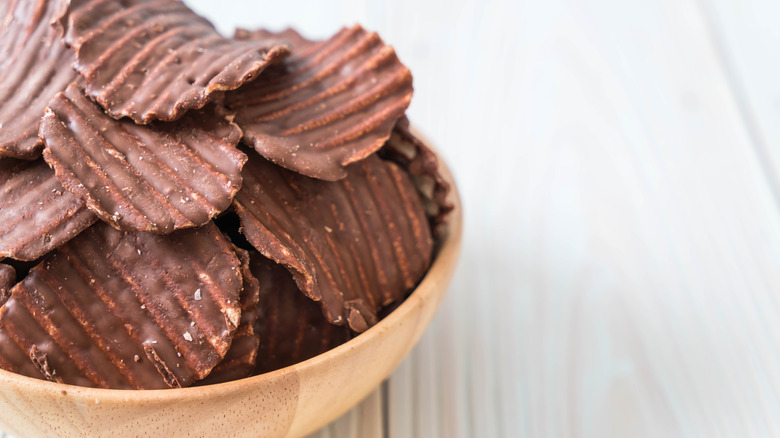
[0,147,462,438]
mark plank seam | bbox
[382,379,390,438]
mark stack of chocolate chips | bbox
[0,0,451,390]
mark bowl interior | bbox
[0,144,462,438]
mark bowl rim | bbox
[0,138,462,404]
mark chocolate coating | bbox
[197,246,260,385]
[58,0,289,124]
[0,158,97,261]
[234,28,310,52]
[0,264,15,305]
[0,0,78,159]
[251,255,351,374]
[0,221,243,389]
[379,117,453,233]
[227,25,413,181]
[233,151,433,332]
[41,83,247,234]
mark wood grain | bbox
[700,0,780,194]
[249,0,779,436]
[5,0,780,437]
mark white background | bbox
[8,0,780,437]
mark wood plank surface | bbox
[5,0,780,437]
[701,0,780,192]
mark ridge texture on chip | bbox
[379,118,453,232]
[41,83,247,234]
[234,28,310,53]
[0,158,97,261]
[227,25,413,181]
[0,221,243,389]
[58,0,289,124]
[198,246,260,385]
[251,255,351,374]
[234,151,433,332]
[0,0,79,159]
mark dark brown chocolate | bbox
[0,158,97,261]
[58,0,289,124]
[379,117,453,233]
[0,221,243,389]
[0,0,79,159]
[234,28,310,52]
[1,256,46,287]
[233,151,433,332]
[0,264,14,305]
[197,246,259,385]
[227,25,413,181]
[251,255,351,374]
[0,318,50,384]
[41,83,247,234]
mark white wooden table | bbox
[6,0,780,436]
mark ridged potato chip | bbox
[228,25,412,181]
[41,83,247,234]
[0,0,78,159]
[234,151,432,332]
[59,0,289,124]
[0,221,243,389]
[0,158,96,261]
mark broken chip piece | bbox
[0,0,79,159]
[197,246,260,385]
[0,158,97,261]
[41,83,247,234]
[58,0,289,124]
[379,117,453,232]
[251,255,351,374]
[0,221,243,389]
[227,25,413,181]
[233,151,433,332]
[0,309,59,385]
